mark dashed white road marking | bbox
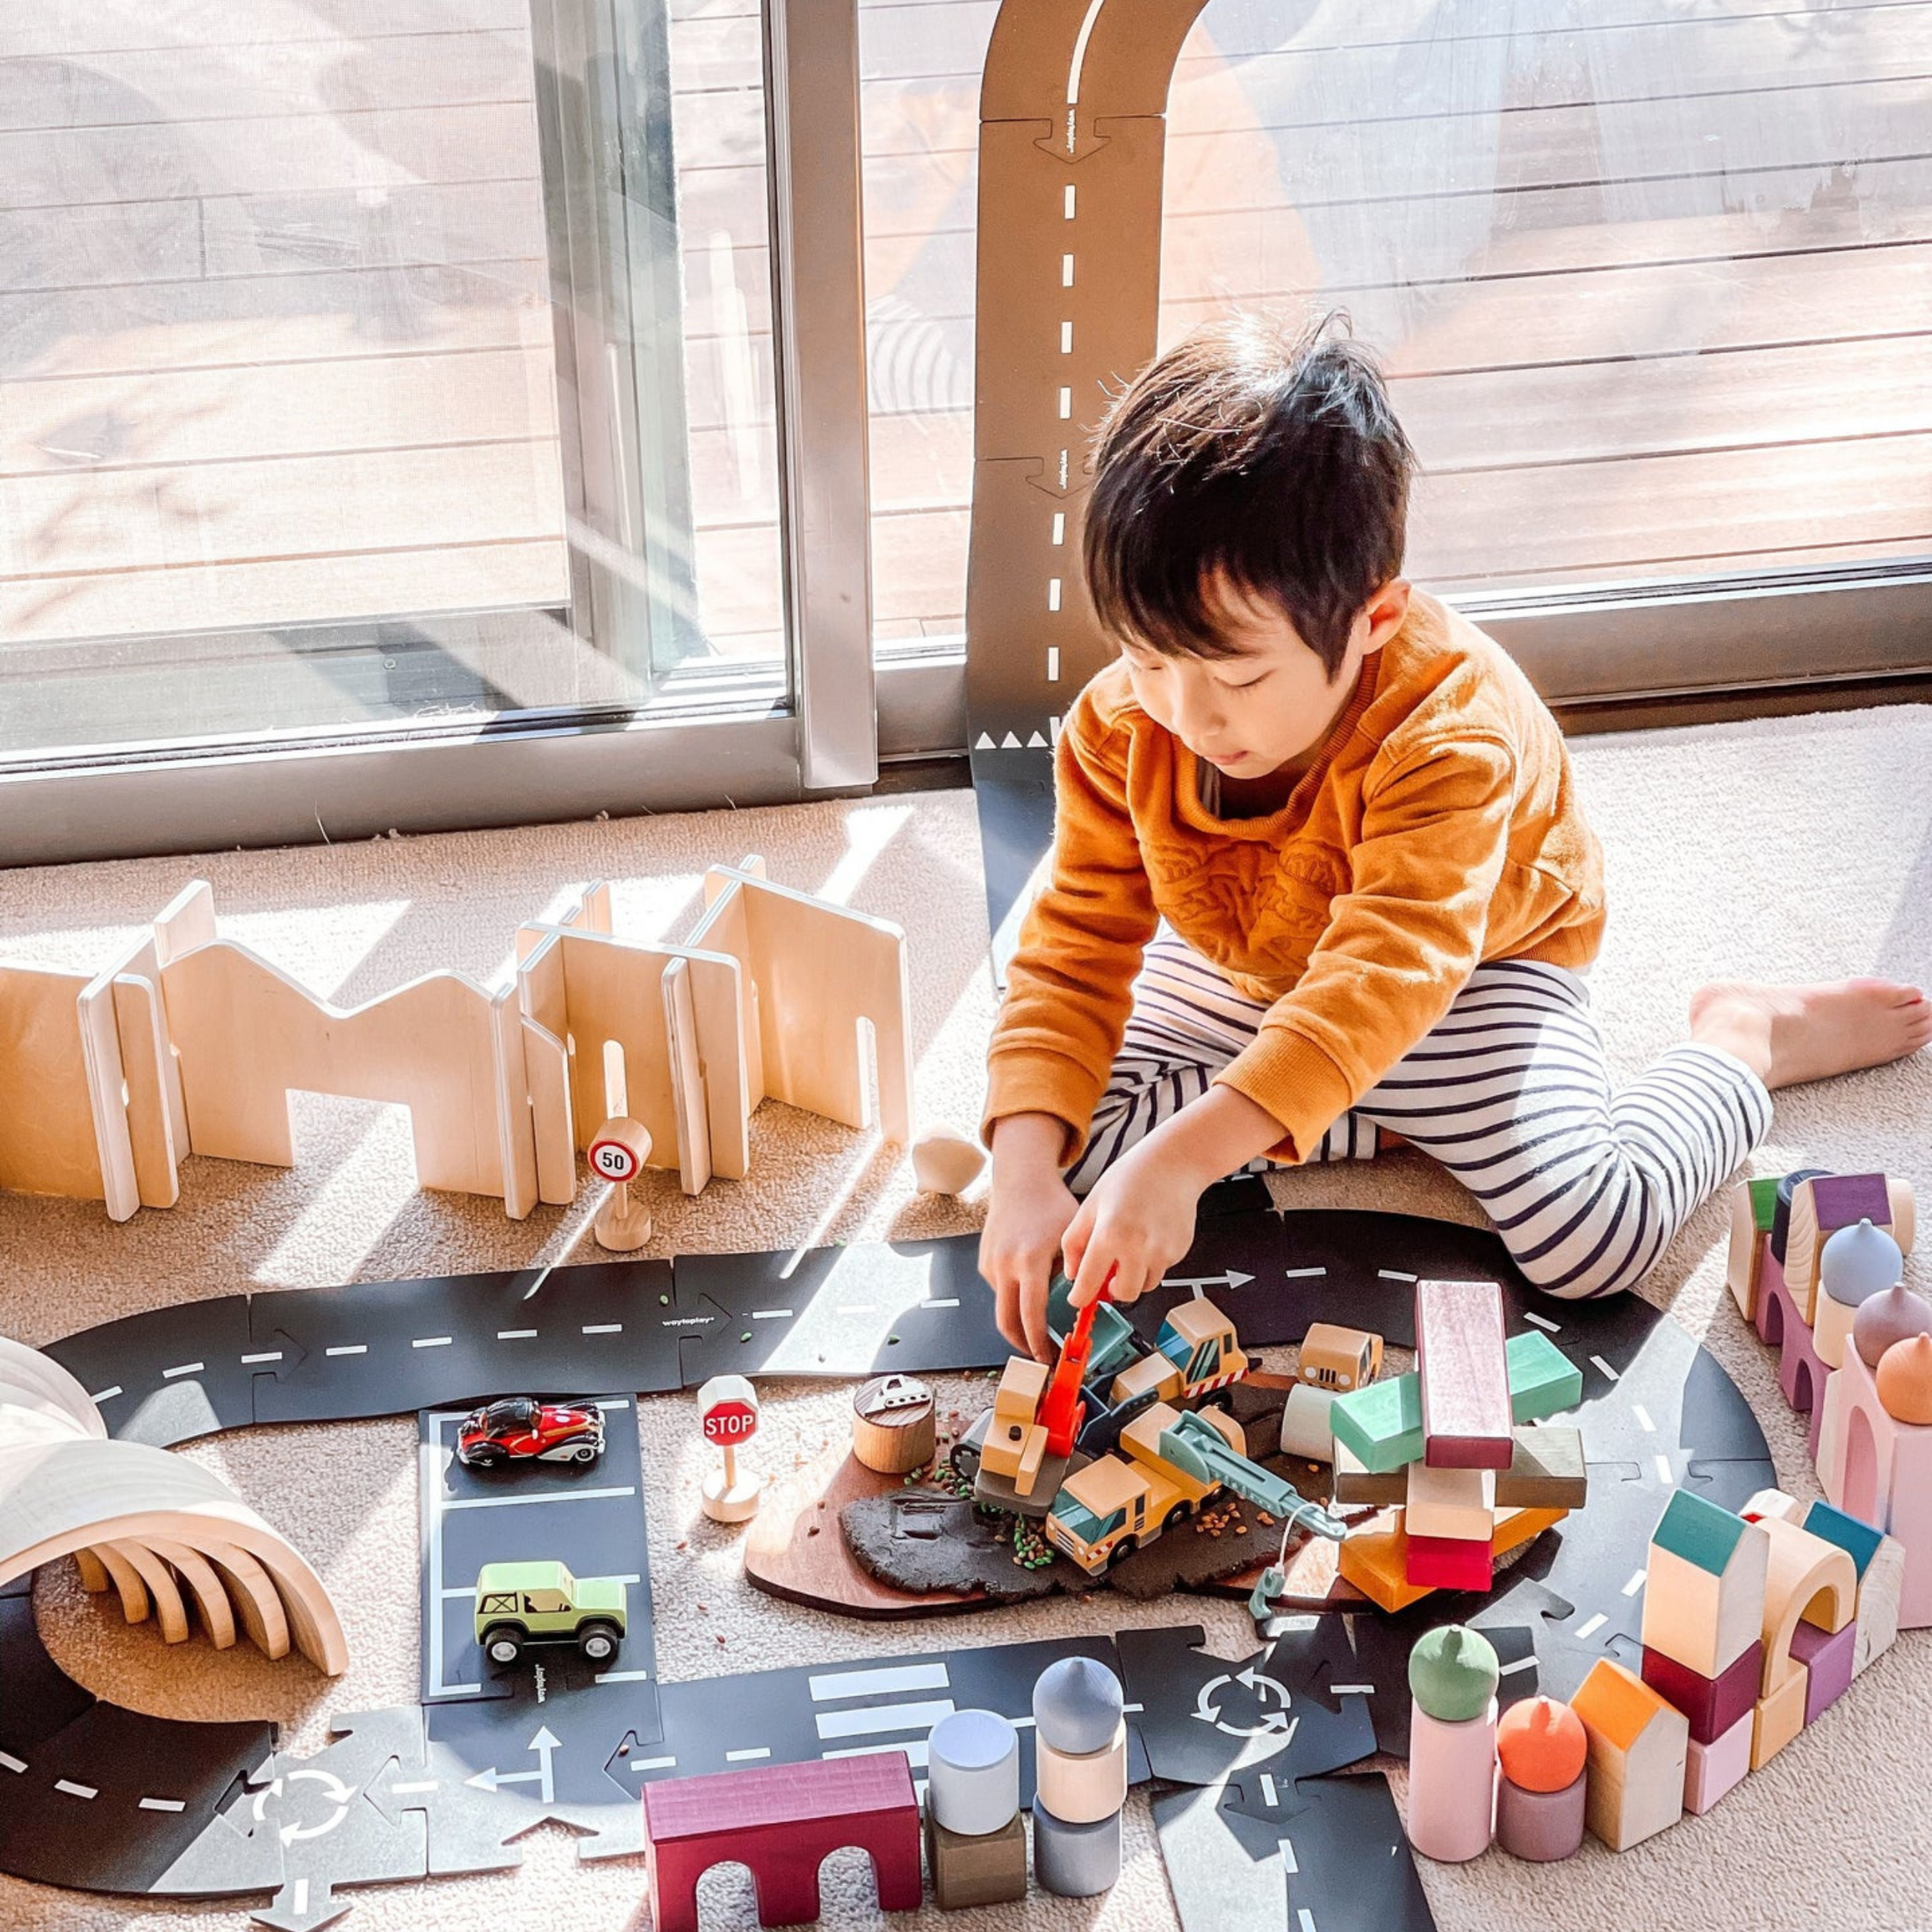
[161,1362,204,1379]
[1574,1612,1607,1642]
[326,1344,367,1358]
[1260,1773,1279,1807]
[1623,1569,1647,1597]
[1282,1267,1326,1280]
[54,1778,97,1799]
[824,1740,932,1769]
[1298,1909,1318,1932]
[414,1337,453,1349]
[498,1330,537,1341]
[1522,1311,1561,1332]
[1654,1454,1675,1487]
[240,1352,283,1366]
[630,1755,678,1773]
[1632,1404,1655,1433]
[582,1323,622,1336]
[139,1797,185,1813]
[0,1751,25,1774]
[1329,1683,1376,1697]
[88,1387,121,1404]
[724,1747,771,1763]
[922,1299,960,1310]
[1590,1356,1619,1381]
[595,1670,652,1684]
[1377,1269,1416,1283]
[1498,1655,1538,1676]
[751,1309,793,1322]
[1277,1835,1296,1871]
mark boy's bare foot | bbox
[1688,977,1932,1090]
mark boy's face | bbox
[1119,573,1411,781]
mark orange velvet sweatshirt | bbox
[984,591,1607,1165]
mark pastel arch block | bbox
[1757,1515,1857,1696]
[1790,1618,1856,1725]
[1727,1177,1783,1324]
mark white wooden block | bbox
[1405,1463,1496,1542]
[1853,1533,1906,1674]
[1277,1383,1336,1462]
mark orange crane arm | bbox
[1039,1282,1110,1459]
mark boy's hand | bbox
[1062,1135,1204,1313]
[982,1114,1079,1359]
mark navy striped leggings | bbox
[1064,932,1773,1300]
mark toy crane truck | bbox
[953,1281,1251,1517]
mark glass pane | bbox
[1162,3,1932,595]
[0,0,782,763]
[857,0,994,656]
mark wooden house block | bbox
[1331,1439,1409,1506]
[1750,1669,1808,1771]
[1741,1488,1802,1522]
[1417,1279,1513,1469]
[1641,1491,1770,1680]
[1783,1171,1915,1324]
[1405,1463,1496,1542]
[1572,1659,1688,1852]
[1329,1372,1423,1474]
[1503,1330,1584,1424]
[1683,1709,1753,1816]
[1799,1499,1885,1582]
[687,860,914,1148]
[1727,1176,1783,1324]
[1493,1427,1588,1511]
[1758,1515,1857,1696]
[1640,1641,1762,1746]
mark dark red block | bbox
[1405,1532,1494,1592]
[643,1749,923,1932]
[1640,1640,1762,1746]
[1417,1279,1513,1469]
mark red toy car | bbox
[457,1397,606,1469]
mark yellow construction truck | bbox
[1042,1400,1349,1577]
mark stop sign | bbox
[697,1373,759,1445]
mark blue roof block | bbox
[1801,1499,1885,1579]
[1651,1489,1751,1576]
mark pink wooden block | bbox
[1754,1250,1788,1348]
[1820,1342,1932,1630]
[1406,1700,1497,1863]
[1767,1264,1828,1417]
[1683,1709,1753,1816]
[1790,1618,1856,1724]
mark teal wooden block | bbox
[1652,1489,1752,1576]
[1801,1499,1884,1580]
[1328,1371,1422,1474]
[1505,1330,1583,1424]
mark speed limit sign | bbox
[588,1115,650,1184]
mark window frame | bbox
[4,0,1930,869]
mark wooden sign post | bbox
[588,1115,652,1251]
[697,1373,763,1523]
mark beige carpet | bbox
[2,702,1928,1932]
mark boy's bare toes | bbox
[1690,977,1932,1091]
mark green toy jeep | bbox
[472,1559,628,1667]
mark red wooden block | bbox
[643,1750,923,1932]
[1405,1532,1495,1591]
[1640,1640,1762,1746]
[1417,1279,1513,1469]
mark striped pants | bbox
[1064,932,1773,1300]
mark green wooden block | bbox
[1328,1370,1422,1474]
[1747,1175,1781,1234]
[1505,1330,1583,1424]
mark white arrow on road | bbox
[465,1726,562,1804]
[1160,1269,1255,1299]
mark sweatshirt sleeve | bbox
[983,691,1159,1163]
[1214,731,1518,1161]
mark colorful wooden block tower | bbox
[1639,1490,1767,1811]
[1330,1280,1585,1612]
[1029,1655,1127,1898]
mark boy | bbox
[980,312,1929,1359]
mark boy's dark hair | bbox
[1083,310,1416,678]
